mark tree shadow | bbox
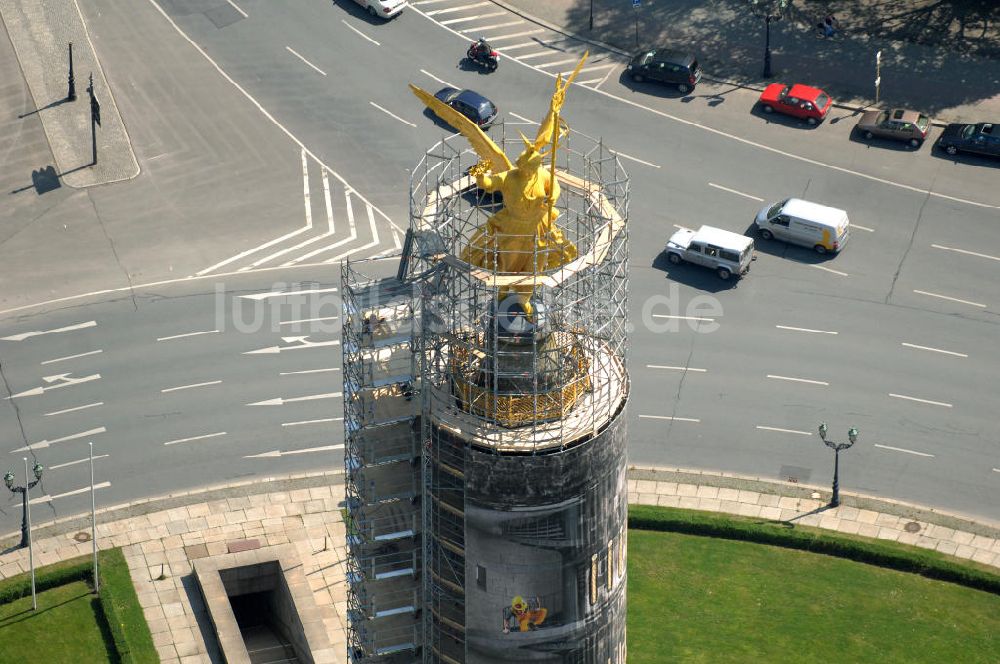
[561,0,1000,115]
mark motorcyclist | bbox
[471,37,492,60]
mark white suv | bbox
[665,225,754,280]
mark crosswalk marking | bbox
[517,50,566,60]
[426,2,490,17]
[482,29,544,41]
[441,11,504,25]
[461,20,524,32]
[535,57,584,69]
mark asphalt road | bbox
[1,0,998,532]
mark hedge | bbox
[628,504,1000,595]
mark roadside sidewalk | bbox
[495,0,1000,125]
[0,467,997,663]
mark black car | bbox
[433,87,498,129]
[626,48,701,93]
[936,122,1000,158]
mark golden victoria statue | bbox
[409,53,589,313]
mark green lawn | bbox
[0,580,115,662]
[628,529,1000,663]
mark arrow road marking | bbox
[247,392,342,406]
[12,426,107,452]
[2,320,96,341]
[6,373,101,399]
[31,481,111,505]
[243,337,340,355]
[244,444,343,459]
[240,287,338,301]
[164,431,227,446]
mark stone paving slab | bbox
[0,0,138,187]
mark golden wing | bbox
[409,84,512,172]
[533,51,589,151]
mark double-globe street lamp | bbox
[5,462,44,548]
[819,423,858,508]
[748,0,789,78]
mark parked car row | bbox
[626,45,998,159]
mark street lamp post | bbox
[818,423,858,508]
[749,0,788,79]
[4,462,43,549]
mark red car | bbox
[759,83,832,125]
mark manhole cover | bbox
[73,532,92,543]
[904,521,921,533]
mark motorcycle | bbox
[467,42,499,71]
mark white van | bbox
[665,225,755,280]
[754,198,850,254]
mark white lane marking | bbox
[341,19,380,46]
[326,203,380,263]
[196,150,315,275]
[251,167,337,266]
[518,50,565,61]
[49,454,109,470]
[289,189,359,264]
[608,149,660,169]
[912,290,987,308]
[2,320,96,342]
[508,111,534,124]
[775,325,838,335]
[638,415,701,423]
[413,5,1000,212]
[244,444,344,459]
[708,182,764,201]
[161,380,222,393]
[164,431,227,446]
[280,316,339,326]
[369,101,417,127]
[30,481,111,505]
[646,365,707,372]
[811,264,849,276]
[571,62,617,75]
[285,46,327,76]
[482,29,543,41]
[421,68,458,89]
[766,374,829,386]
[873,443,935,458]
[889,393,953,408]
[492,40,539,50]
[592,65,616,90]
[412,0,451,5]
[13,426,107,452]
[652,314,715,322]
[41,349,103,365]
[756,425,812,436]
[157,329,219,342]
[852,224,875,232]
[44,402,103,417]
[577,77,605,86]
[279,367,340,376]
[225,0,247,18]
[281,417,343,427]
[244,337,341,355]
[535,57,584,70]
[993,468,1000,474]
[901,342,967,358]
[128,9,405,278]
[240,287,338,301]
[248,391,342,406]
[426,2,490,16]
[7,373,101,399]
[931,244,1000,262]
[461,19,523,31]
[441,11,504,25]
